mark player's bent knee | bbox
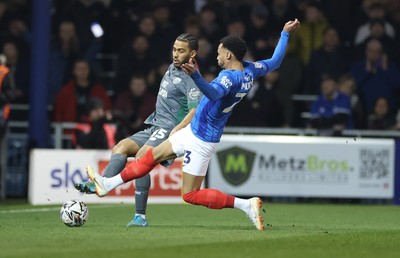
[112,141,125,154]
[112,138,137,155]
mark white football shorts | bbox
[168,125,217,176]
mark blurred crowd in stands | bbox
[1,0,400,149]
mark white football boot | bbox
[86,165,109,197]
[247,197,265,231]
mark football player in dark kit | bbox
[75,34,202,227]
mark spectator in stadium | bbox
[1,15,31,59]
[352,0,377,28]
[246,3,274,60]
[183,15,201,37]
[74,97,115,149]
[228,70,284,127]
[195,37,217,73]
[147,61,170,95]
[0,53,21,186]
[355,18,399,65]
[309,76,353,136]
[114,34,155,94]
[0,54,16,152]
[198,4,223,44]
[312,0,354,44]
[275,43,303,127]
[63,0,105,65]
[84,19,301,231]
[338,73,366,129]
[350,39,400,113]
[1,40,29,104]
[267,0,299,36]
[53,58,112,123]
[152,3,178,61]
[48,20,80,105]
[225,19,246,39]
[290,2,329,65]
[305,27,348,94]
[113,74,156,141]
[75,34,202,228]
[354,3,395,46]
[367,96,396,130]
[136,15,158,51]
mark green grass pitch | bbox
[1,202,399,258]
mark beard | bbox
[173,56,190,67]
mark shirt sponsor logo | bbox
[161,80,169,87]
[189,88,201,100]
[172,77,182,84]
[220,76,232,88]
[159,88,168,98]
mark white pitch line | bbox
[0,204,120,214]
[0,207,59,214]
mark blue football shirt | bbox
[190,31,290,142]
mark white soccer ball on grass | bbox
[60,200,89,227]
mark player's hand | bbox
[283,18,300,33]
[181,58,196,76]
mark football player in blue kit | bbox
[85,19,300,230]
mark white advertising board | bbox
[29,149,183,205]
[209,135,395,198]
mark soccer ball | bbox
[60,200,89,227]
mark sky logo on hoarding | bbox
[50,162,88,188]
[217,146,256,186]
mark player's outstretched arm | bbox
[181,58,226,101]
[258,19,301,72]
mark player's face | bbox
[172,40,192,67]
[217,43,228,68]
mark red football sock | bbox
[120,148,157,182]
[182,189,235,209]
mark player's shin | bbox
[120,148,157,182]
[182,189,235,209]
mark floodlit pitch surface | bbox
[0,203,399,258]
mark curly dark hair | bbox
[219,35,247,61]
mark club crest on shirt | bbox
[252,62,264,69]
[189,88,201,100]
[220,76,232,89]
[172,77,182,84]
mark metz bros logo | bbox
[217,146,256,186]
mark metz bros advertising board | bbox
[29,149,183,205]
[209,135,395,199]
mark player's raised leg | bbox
[181,172,264,231]
[75,138,138,193]
[86,139,177,196]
